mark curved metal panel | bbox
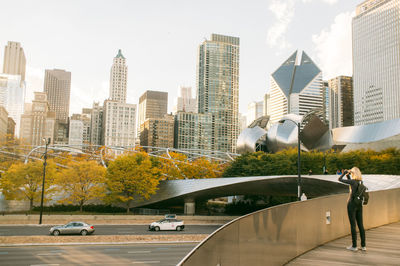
[236,126,267,154]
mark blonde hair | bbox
[349,167,362,181]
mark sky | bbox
[0,0,359,117]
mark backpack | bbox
[353,181,369,205]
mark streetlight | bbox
[39,138,51,225]
[279,118,301,201]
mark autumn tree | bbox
[105,152,161,213]
[159,152,189,180]
[184,157,224,179]
[0,160,57,211]
[55,160,106,212]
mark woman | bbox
[338,167,366,251]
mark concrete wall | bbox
[179,188,400,266]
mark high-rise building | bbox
[138,90,168,132]
[352,0,400,125]
[140,114,175,150]
[109,49,127,103]
[328,76,354,129]
[0,74,25,137]
[247,101,264,126]
[197,34,240,153]
[81,108,91,144]
[323,81,330,123]
[20,92,55,146]
[90,102,103,146]
[3,41,26,83]
[44,69,71,123]
[173,86,197,114]
[174,112,212,151]
[102,50,137,147]
[269,50,323,124]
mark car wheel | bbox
[81,230,88,236]
[53,230,60,236]
[154,226,160,232]
[176,226,182,231]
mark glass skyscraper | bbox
[197,34,240,153]
[352,0,400,125]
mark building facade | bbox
[44,69,71,123]
[140,114,175,150]
[19,92,55,146]
[90,102,103,146]
[3,41,26,83]
[174,112,212,151]
[269,50,323,124]
[197,34,240,153]
[0,74,25,137]
[0,106,8,141]
[352,0,400,125]
[328,76,354,129]
[68,115,84,147]
[138,90,168,137]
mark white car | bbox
[149,217,185,231]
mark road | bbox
[0,224,221,236]
[0,243,196,266]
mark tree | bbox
[55,161,106,212]
[159,152,189,180]
[105,152,161,213]
[0,160,57,211]
[184,157,224,179]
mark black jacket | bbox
[338,172,361,204]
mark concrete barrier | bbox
[179,188,400,266]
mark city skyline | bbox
[0,0,356,116]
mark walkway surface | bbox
[287,222,400,265]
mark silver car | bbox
[49,221,95,236]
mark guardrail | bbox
[179,188,400,266]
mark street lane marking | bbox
[128,251,151,254]
[132,261,160,264]
[31,264,60,266]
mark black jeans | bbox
[347,201,366,247]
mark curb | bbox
[0,241,201,247]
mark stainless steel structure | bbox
[237,113,400,153]
[179,182,400,266]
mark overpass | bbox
[132,174,400,215]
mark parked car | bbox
[149,215,184,231]
[49,221,95,236]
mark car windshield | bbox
[157,219,167,223]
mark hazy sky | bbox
[0,0,358,116]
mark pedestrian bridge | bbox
[133,174,400,215]
[177,175,400,265]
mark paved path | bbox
[0,224,221,236]
[287,222,400,265]
[0,243,196,266]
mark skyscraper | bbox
[3,41,26,83]
[197,34,240,153]
[44,69,71,123]
[328,76,354,129]
[269,50,323,124]
[109,49,127,103]
[352,0,400,125]
[140,114,175,150]
[173,86,197,114]
[0,74,25,137]
[90,102,103,146]
[102,50,136,147]
[138,90,168,130]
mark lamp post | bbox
[279,119,301,201]
[39,138,51,225]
